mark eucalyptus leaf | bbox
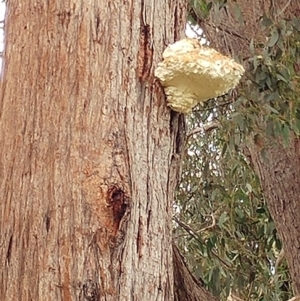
[268,28,279,47]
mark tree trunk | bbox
[0,1,215,300]
[247,136,300,294]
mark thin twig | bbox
[276,0,292,18]
[227,292,246,301]
[192,99,234,113]
[197,214,216,233]
[173,216,232,269]
[187,121,221,140]
[274,248,285,273]
[286,296,300,301]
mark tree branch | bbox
[173,216,232,270]
[173,243,219,301]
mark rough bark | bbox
[201,0,300,295]
[247,136,300,294]
[0,0,213,300]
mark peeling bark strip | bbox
[0,0,197,301]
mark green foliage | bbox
[175,101,289,300]
[188,0,213,22]
[175,14,300,301]
[244,17,300,145]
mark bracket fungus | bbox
[154,39,245,113]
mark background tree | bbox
[175,0,300,300]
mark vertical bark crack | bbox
[6,235,13,265]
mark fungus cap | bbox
[154,39,245,113]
